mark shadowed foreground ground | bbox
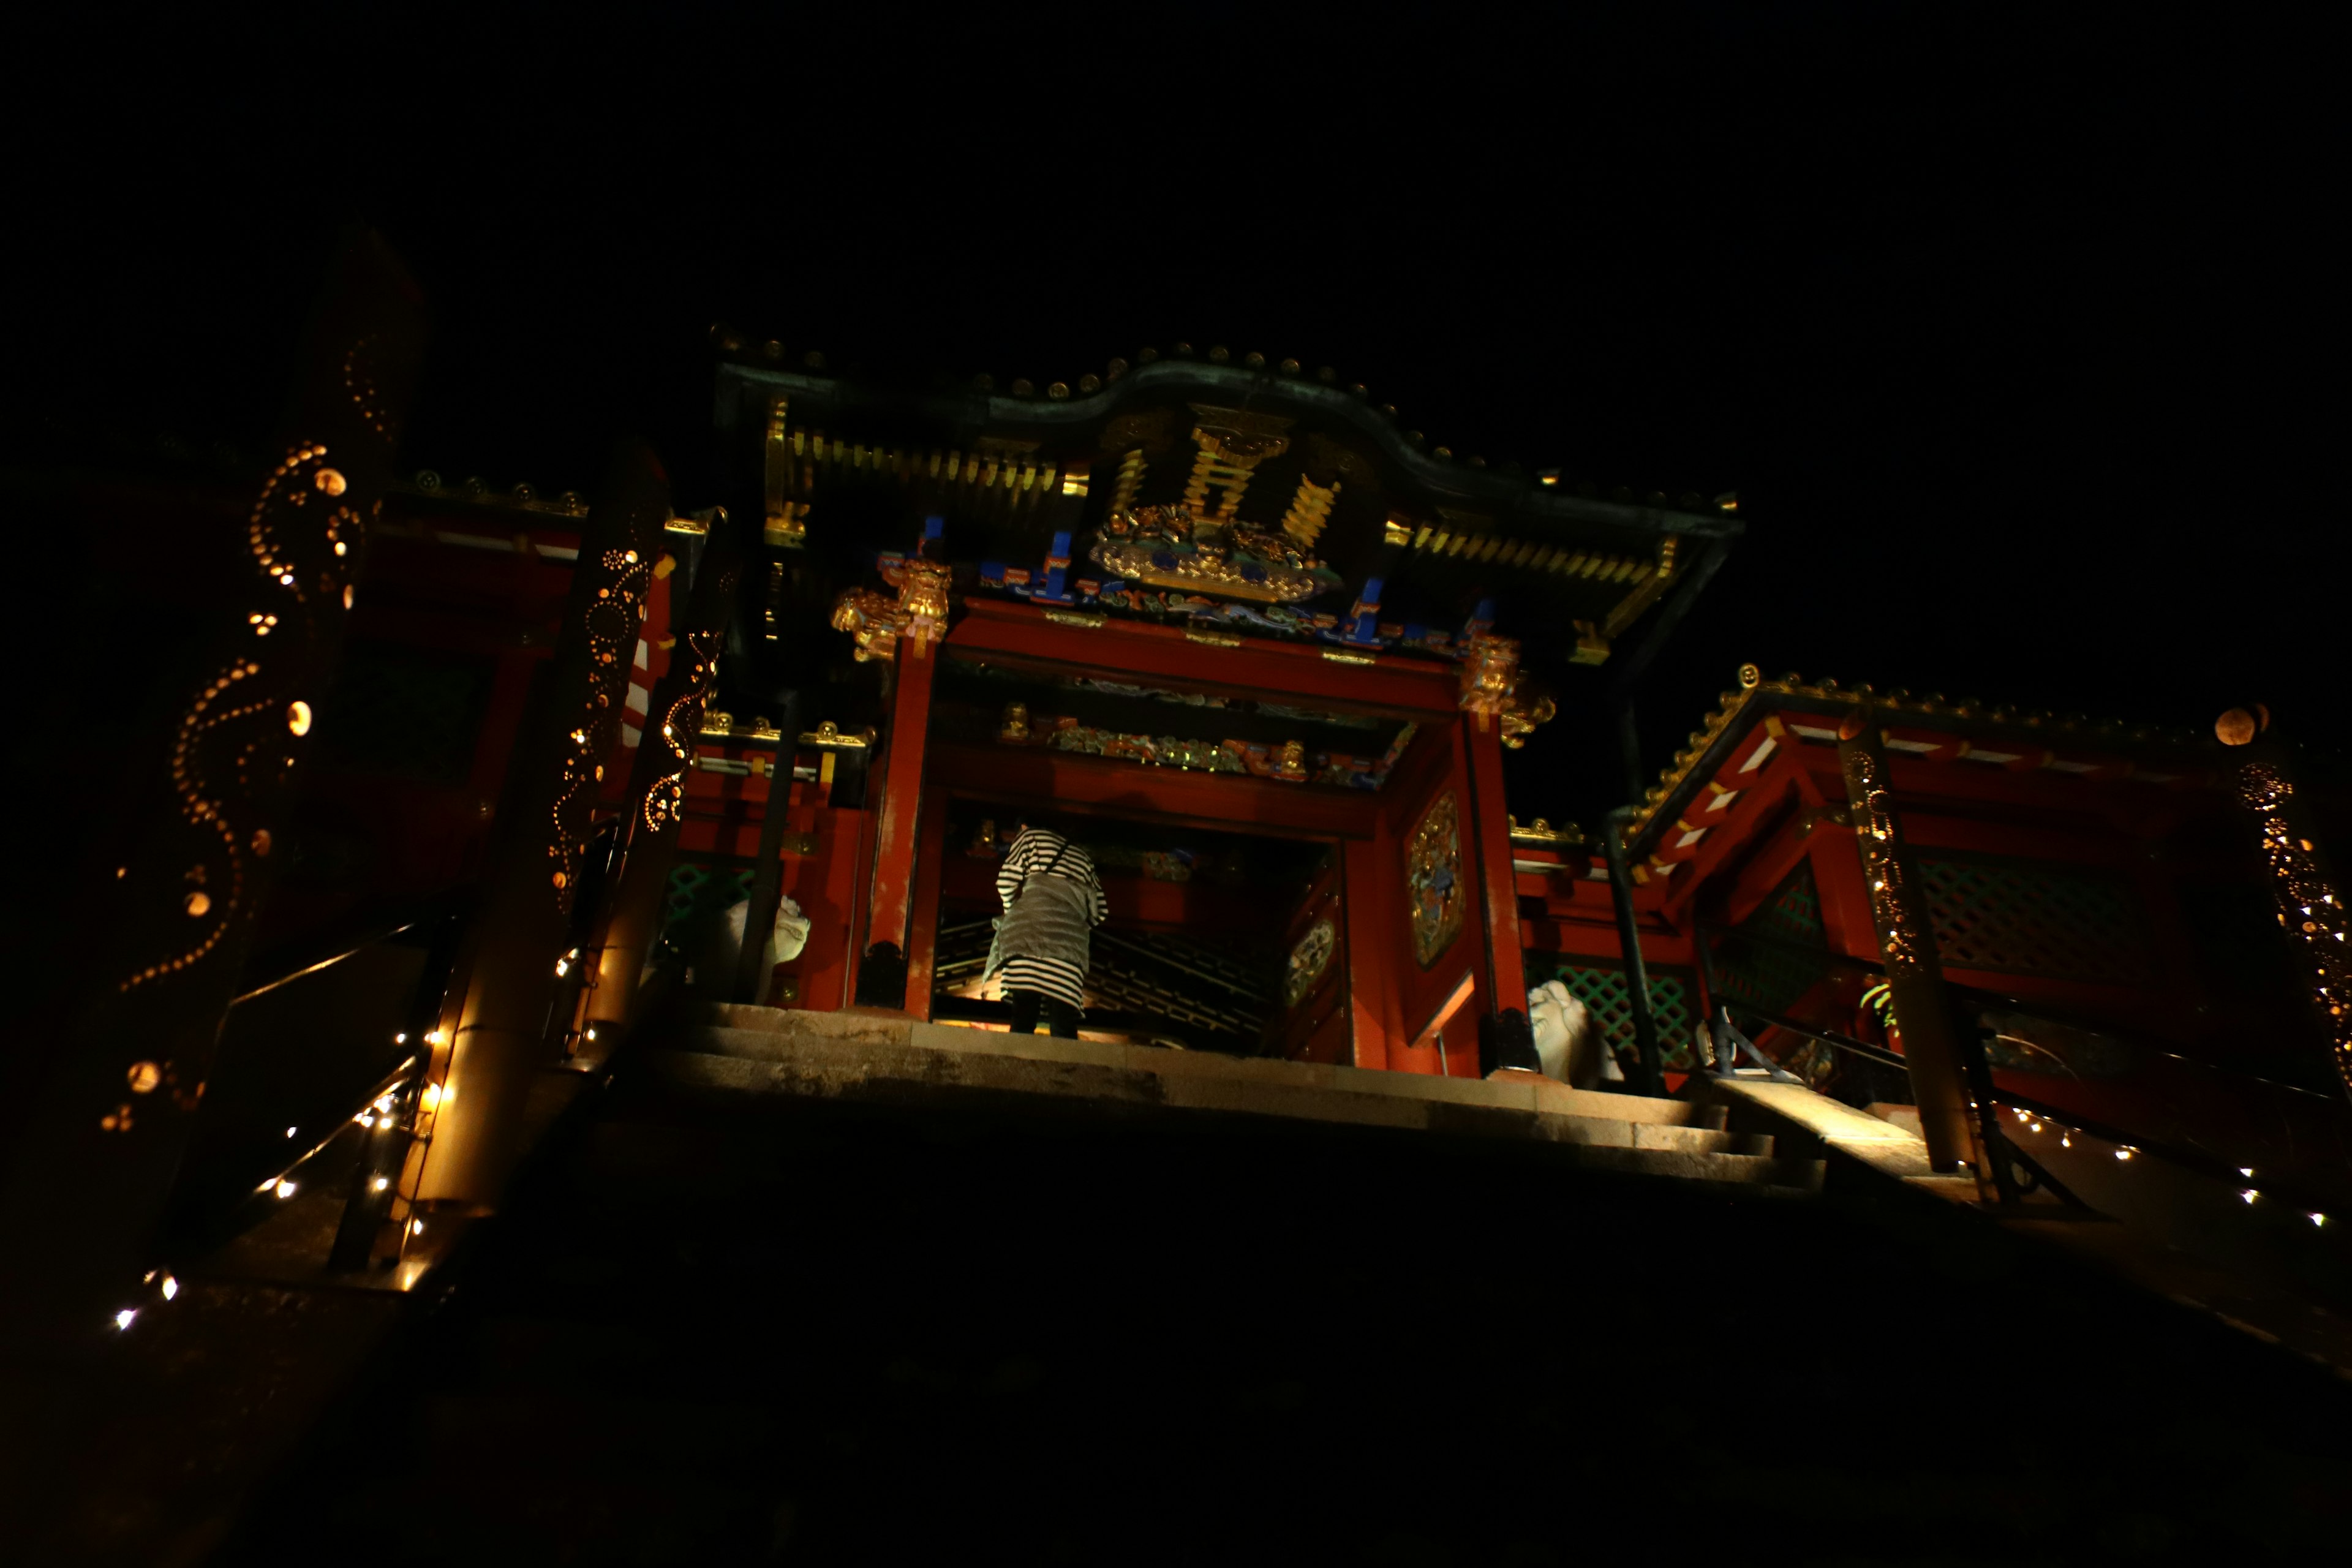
[221,1069,2352,1565]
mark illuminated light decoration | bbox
[2116,1147,2136,1161]
[121,417,374,993]
[425,1030,445,1046]
[284,1125,296,1138]
[1843,745,1926,976]
[160,1274,178,1301]
[2313,1213,2329,1226]
[2242,1189,2260,1204]
[421,1083,443,1110]
[548,544,655,914]
[116,1309,137,1330]
[372,1175,390,1193]
[274,1179,297,1199]
[641,627,725,834]
[2234,758,2352,1092]
[126,1060,161,1093]
[410,1219,426,1235]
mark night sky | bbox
[10,7,2335,823]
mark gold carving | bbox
[1280,472,1342,551]
[1000,703,1031,741]
[1600,535,1681,638]
[830,553,951,663]
[1458,633,1519,729]
[1500,695,1557,750]
[1099,408,1177,454]
[1406,791,1466,968]
[764,502,810,549]
[1321,648,1377,666]
[1042,609,1106,629]
[1185,627,1243,648]
[1182,407,1292,521]
[1093,505,1340,604]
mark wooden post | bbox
[1463,717,1527,1021]
[582,511,744,1046]
[1835,716,1977,1172]
[415,443,668,1208]
[861,643,937,995]
[733,692,802,1005]
[0,228,424,1344]
[1600,807,1669,1096]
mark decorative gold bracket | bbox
[831,548,950,662]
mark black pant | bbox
[1007,988,1081,1039]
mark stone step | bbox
[631,1050,1817,1193]
[674,1007,1730,1129]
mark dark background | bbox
[8,6,2335,824]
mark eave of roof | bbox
[1620,666,2214,860]
[712,357,1742,545]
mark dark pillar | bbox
[1834,715,1977,1172]
[417,443,669,1208]
[0,228,425,1346]
[588,510,745,1041]
[1601,807,1669,1096]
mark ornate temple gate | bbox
[850,597,1524,1074]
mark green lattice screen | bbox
[1713,862,1830,1017]
[1917,854,2152,983]
[662,862,757,943]
[1529,957,1697,1071]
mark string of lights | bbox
[1994,1102,2331,1227]
[2234,761,2352,1096]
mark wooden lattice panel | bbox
[1917,854,2152,983]
[1529,957,1697,1071]
[661,861,756,942]
[1713,862,1830,1017]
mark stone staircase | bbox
[213,1006,2352,1564]
[648,1005,1826,1197]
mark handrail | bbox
[1717,1001,1909,1074]
[1699,919,2339,1103]
[1985,1081,2346,1218]
[232,886,477,1007]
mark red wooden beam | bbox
[925,739,1381,840]
[903,788,951,1016]
[865,651,939,960]
[1464,718,1526,1014]
[946,597,1461,720]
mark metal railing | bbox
[1692,918,2350,1215]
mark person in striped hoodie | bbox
[984,817,1107,1038]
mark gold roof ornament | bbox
[831,549,951,663]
